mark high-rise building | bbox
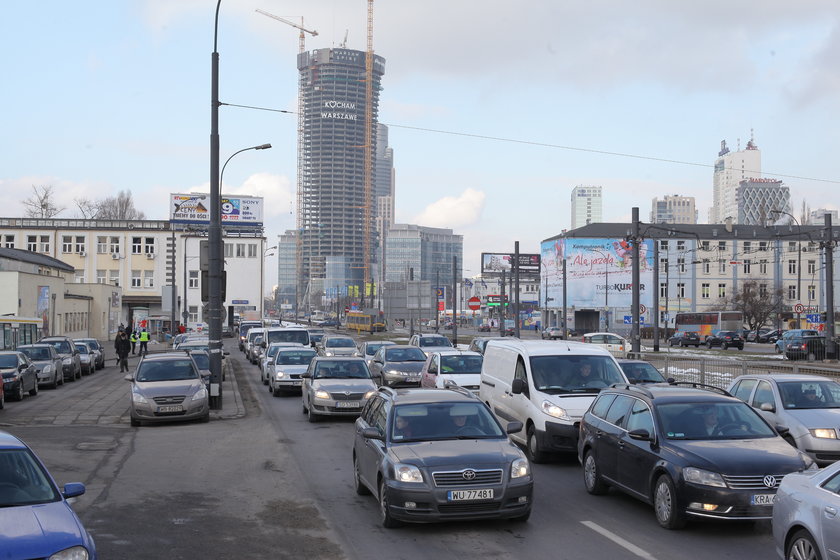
[276,230,297,315]
[650,195,697,224]
[384,224,463,304]
[809,208,839,225]
[374,123,395,292]
[571,185,602,229]
[736,178,791,226]
[296,48,386,306]
[711,136,761,223]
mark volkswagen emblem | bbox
[344,391,351,396]
[763,475,777,488]
[462,469,476,480]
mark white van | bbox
[479,339,628,463]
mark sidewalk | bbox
[211,356,246,420]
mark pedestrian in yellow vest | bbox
[130,332,137,355]
[139,329,150,356]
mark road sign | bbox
[639,304,647,314]
[806,313,821,323]
[794,303,805,313]
[468,297,481,311]
[624,316,645,324]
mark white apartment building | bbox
[710,136,761,224]
[651,195,697,224]
[571,185,603,229]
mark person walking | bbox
[139,329,150,356]
[115,331,131,373]
[129,331,138,355]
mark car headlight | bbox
[385,370,406,377]
[325,351,334,356]
[192,387,208,401]
[810,428,838,439]
[4,374,19,382]
[48,545,90,560]
[42,365,53,373]
[363,390,376,399]
[511,457,530,479]
[62,357,72,364]
[541,400,570,420]
[132,391,148,404]
[393,463,423,483]
[314,390,330,399]
[683,467,726,488]
[274,371,286,379]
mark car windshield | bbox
[390,402,505,442]
[779,381,840,409]
[419,337,451,348]
[266,345,284,358]
[277,350,317,365]
[326,338,355,348]
[313,361,370,379]
[135,359,198,382]
[657,401,776,440]
[365,343,391,356]
[75,344,89,354]
[440,355,483,374]
[20,348,51,361]
[266,330,309,345]
[385,348,427,362]
[528,355,625,393]
[0,449,60,507]
[309,334,324,343]
[46,341,71,354]
[190,353,210,370]
[82,340,100,350]
[621,362,667,384]
[0,355,18,368]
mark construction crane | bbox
[255,9,317,314]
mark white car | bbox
[268,347,318,396]
[582,332,628,358]
[419,349,483,394]
[261,342,306,384]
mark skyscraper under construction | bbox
[296,48,385,307]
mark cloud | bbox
[411,188,486,229]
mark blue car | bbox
[0,430,97,559]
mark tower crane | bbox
[255,9,318,53]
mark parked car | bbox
[0,351,38,401]
[757,329,782,343]
[773,457,840,560]
[728,374,840,465]
[38,336,81,381]
[125,352,210,426]
[615,359,669,384]
[582,332,628,357]
[704,330,744,350]
[775,329,819,354]
[17,344,63,389]
[369,345,429,387]
[0,430,97,558]
[541,326,563,340]
[184,350,211,387]
[269,347,318,396]
[419,349,483,393]
[74,342,95,375]
[317,336,360,357]
[352,386,532,527]
[477,324,492,333]
[578,382,817,529]
[76,338,105,370]
[300,357,377,422]
[784,335,826,361]
[358,340,396,370]
[667,331,701,348]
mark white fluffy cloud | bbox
[411,188,486,229]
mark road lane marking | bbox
[581,521,658,560]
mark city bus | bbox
[346,310,386,333]
[674,311,744,337]
[0,316,44,350]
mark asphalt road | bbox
[0,338,781,559]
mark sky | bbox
[3,1,840,292]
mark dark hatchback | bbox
[353,387,533,527]
[704,330,745,350]
[616,359,669,384]
[667,331,701,347]
[578,383,816,529]
[784,336,826,361]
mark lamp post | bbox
[589,248,610,331]
[771,209,802,328]
[221,143,272,189]
[209,0,223,409]
[261,245,277,320]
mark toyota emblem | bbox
[462,470,476,480]
[763,475,777,488]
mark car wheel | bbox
[379,479,402,528]
[583,450,609,495]
[680,342,686,347]
[49,373,58,390]
[200,412,210,423]
[29,379,38,397]
[302,400,308,414]
[776,346,782,354]
[738,345,744,351]
[353,455,371,496]
[14,383,24,401]
[653,474,686,529]
[307,403,318,423]
[706,342,713,349]
[787,529,821,560]
[722,343,728,350]
[525,424,548,464]
[510,508,531,523]
[130,417,141,427]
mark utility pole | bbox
[451,256,458,346]
[825,214,836,359]
[653,237,660,351]
[514,241,521,338]
[499,269,507,337]
[631,207,641,354]
[562,255,567,338]
[208,0,223,409]
[435,269,440,334]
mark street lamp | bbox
[220,143,272,188]
[589,248,610,331]
[771,209,802,327]
[261,245,277,320]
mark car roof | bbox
[732,373,833,383]
[485,339,614,357]
[382,387,480,405]
[583,332,625,337]
[616,359,655,365]
[606,383,737,404]
[382,344,424,350]
[430,349,482,357]
[312,356,365,362]
[17,343,52,348]
[0,350,22,356]
[0,430,27,450]
[139,352,195,362]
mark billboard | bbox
[169,193,264,227]
[540,237,654,309]
[481,253,540,276]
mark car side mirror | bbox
[362,427,384,441]
[628,428,653,441]
[18,364,27,372]
[62,483,86,499]
[506,421,524,434]
[223,351,230,356]
[511,378,527,395]
[776,425,790,436]
[301,372,311,379]
[261,342,267,348]
[760,402,776,413]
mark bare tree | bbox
[720,281,783,331]
[74,197,101,219]
[22,185,65,218]
[96,190,145,220]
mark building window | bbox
[760,260,768,274]
[788,260,797,275]
[788,242,797,254]
[659,240,669,250]
[743,241,751,254]
[3,234,13,248]
[109,270,120,287]
[701,283,710,299]
[808,285,816,300]
[759,241,768,252]
[75,270,85,283]
[808,260,816,274]
[97,236,108,254]
[759,284,767,297]
[718,283,726,298]
[109,237,120,254]
[144,270,154,288]
[236,243,245,257]
[131,270,141,288]
[788,285,798,300]
[75,236,85,253]
[677,257,685,273]
[96,270,106,284]
[62,235,73,253]
[27,235,37,252]
[702,260,710,274]
[188,306,198,324]
[224,243,233,258]
[718,241,726,252]
[189,270,199,288]
[144,237,155,255]
[700,240,710,251]
[248,243,257,258]
[718,260,727,274]
[132,237,142,254]
[676,241,685,251]
[677,283,685,298]
[660,258,668,271]
[659,282,667,298]
[39,236,50,253]
[743,259,751,274]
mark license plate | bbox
[406,376,420,382]
[291,380,302,386]
[448,489,494,501]
[335,401,360,408]
[751,494,775,505]
[157,405,184,413]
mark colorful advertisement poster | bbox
[540,237,655,309]
[169,193,263,227]
[37,286,50,336]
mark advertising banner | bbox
[481,253,540,276]
[169,193,264,227]
[540,237,655,309]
